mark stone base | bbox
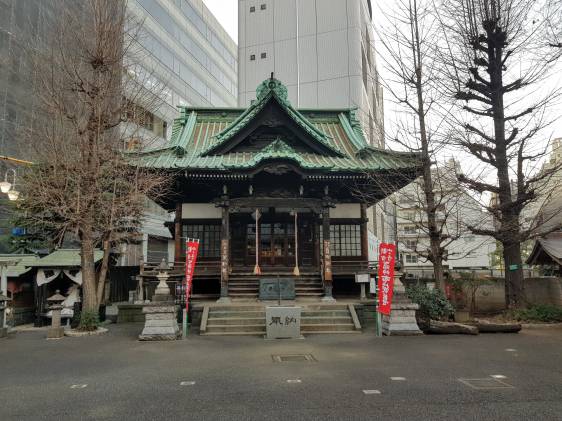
[321,296,336,303]
[138,301,179,341]
[47,327,65,339]
[382,299,423,336]
[216,296,232,304]
[0,327,7,338]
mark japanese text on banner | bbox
[377,243,396,315]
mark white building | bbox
[395,160,496,278]
[120,0,238,265]
[237,0,392,244]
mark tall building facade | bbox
[0,0,237,255]
[238,0,391,246]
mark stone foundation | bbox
[138,303,180,341]
[382,274,423,336]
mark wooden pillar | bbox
[360,203,368,262]
[322,205,333,299]
[174,203,182,264]
[219,203,230,300]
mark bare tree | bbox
[437,0,562,308]
[16,0,170,323]
[370,0,466,290]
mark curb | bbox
[522,323,562,329]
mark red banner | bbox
[185,240,200,312]
[377,243,396,315]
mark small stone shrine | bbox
[139,260,180,341]
[382,267,422,336]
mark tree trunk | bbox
[502,241,525,308]
[96,239,111,307]
[80,230,99,315]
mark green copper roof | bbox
[0,254,40,277]
[135,78,420,174]
[26,249,104,268]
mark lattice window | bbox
[182,224,220,258]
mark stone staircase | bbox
[228,273,324,299]
[200,303,361,336]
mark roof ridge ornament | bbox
[256,73,289,104]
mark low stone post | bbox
[0,293,10,338]
[382,269,423,336]
[139,259,180,341]
[47,290,66,340]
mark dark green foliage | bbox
[78,310,100,331]
[510,305,562,323]
[406,285,455,321]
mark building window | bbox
[403,225,416,235]
[250,54,256,61]
[182,224,221,258]
[250,6,255,12]
[261,52,267,59]
[260,4,266,10]
[405,240,417,250]
[327,224,361,257]
[405,254,418,264]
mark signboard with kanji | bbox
[185,240,200,313]
[377,243,396,315]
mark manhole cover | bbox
[272,354,316,362]
[458,378,514,390]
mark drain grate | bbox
[458,378,514,390]
[272,354,316,362]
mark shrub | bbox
[406,285,455,321]
[511,305,562,323]
[78,310,100,331]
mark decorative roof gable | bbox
[201,76,344,157]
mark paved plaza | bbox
[1,325,562,420]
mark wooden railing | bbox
[331,260,377,275]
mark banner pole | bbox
[184,237,189,339]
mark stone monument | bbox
[265,306,302,339]
[382,266,423,336]
[139,260,180,341]
[0,293,10,338]
[46,290,66,340]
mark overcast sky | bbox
[203,0,238,42]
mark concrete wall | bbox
[465,277,562,313]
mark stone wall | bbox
[466,277,562,313]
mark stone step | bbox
[205,324,266,333]
[302,330,361,335]
[302,310,350,317]
[294,292,324,297]
[207,317,265,326]
[201,331,266,336]
[300,317,352,324]
[209,305,265,311]
[301,323,356,332]
[229,287,259,292]
[208,311,266,318]
[301,305,351,311]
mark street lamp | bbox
[7,190,19,201]
[0,169,15,193]
[0,169,19,200]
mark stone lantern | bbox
[138,259,180,341]
[47,290,66,340]
[0,293,10,338]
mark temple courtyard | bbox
[1,325,562,420]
